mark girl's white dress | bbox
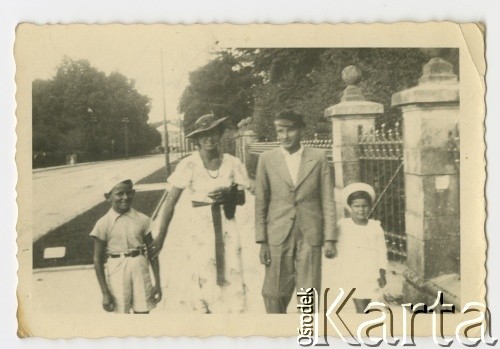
[159,152,251,313]
[335,217,389,300]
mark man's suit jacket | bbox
[255,146,337,246]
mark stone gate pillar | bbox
[236,117,257,167]
[236,117,257,165]
[392,49,460,305]
[324,65,384,218]
[235,133,243,161]
[239,130,257,166]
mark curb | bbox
[32,153,170,173]
[33,264,94,274]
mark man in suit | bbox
[255,109,338,314]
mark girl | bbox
[336,182,388,313]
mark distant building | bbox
[153,122,186,153]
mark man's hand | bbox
[152,284,163,304]
[378,269,387,288]
[324,241,337,259]
[259,243,271,265]
[102,292,115,312]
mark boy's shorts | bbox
[105,254,156,313]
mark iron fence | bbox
[359,123,406,262]
[447,123,460,172]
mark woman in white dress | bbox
[150,114,251,313]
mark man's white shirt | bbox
[280,145,304,187]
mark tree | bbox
[178,50,261,135]
[32,57,161,166]
[208,48,459,141]
[178,48,458,142]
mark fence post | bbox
[236,130,256,165]
[236,117,257,168]
[392,49,460,305]
[324,65,383,218]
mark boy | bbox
[91,178,161,313]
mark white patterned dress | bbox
[159,152,251,313]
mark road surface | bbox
[32,154,180,241]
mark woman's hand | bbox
[154,186,183,259]
[102,292,115,312]
[248,183,256,195]
[208,187,228,203]
[149,236,165,260]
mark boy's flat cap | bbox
[106,177,133,194]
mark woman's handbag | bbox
[222,184,245,219]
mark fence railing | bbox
[447,123,460,172]
[247,139,333,179]
[246,129,407,262]
[359,123,406,262]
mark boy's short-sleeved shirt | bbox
[90,208,151,254]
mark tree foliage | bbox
[33,58,161,166]
[178,50,261,135]
[179,48,458,141]
[239,48,458,140]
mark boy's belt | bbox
[108,248,144,258]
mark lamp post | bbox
[179,117,185,157]
[160,49,171,176]
[121,117,130,158]
[88,108,97,139]
[178,137,181,155]
[111,139,115,159]
[87,108,98,159]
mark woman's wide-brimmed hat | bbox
[343,182,376,211]
[185,114,228,138]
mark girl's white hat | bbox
[343,182,376,211]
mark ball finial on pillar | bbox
[421,48,446,59]
[419,48,457,84]
[342,65,362,86]
[341,65,364,102]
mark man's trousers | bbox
[262,219,322,314]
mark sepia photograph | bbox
[15,23,486,338]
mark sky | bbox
[22,25,217,123]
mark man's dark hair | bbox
[274,109,306,127]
